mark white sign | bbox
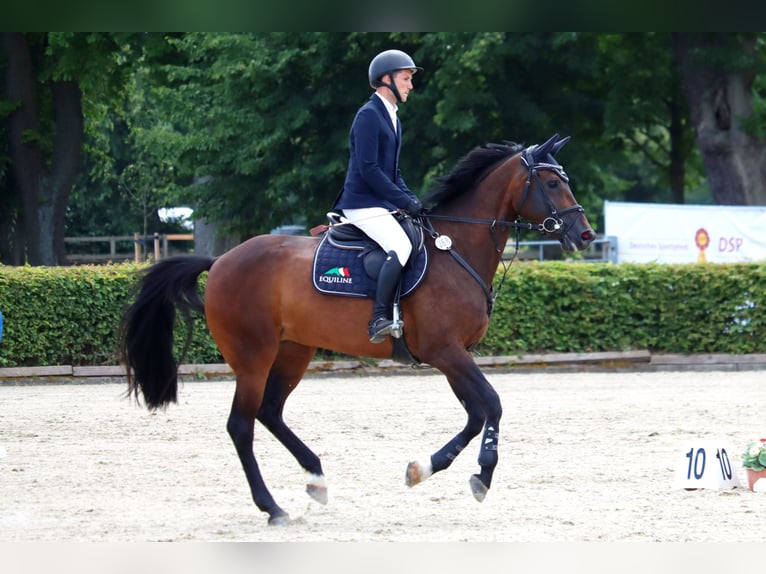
[672,442,741,490]
[604,201,766,263]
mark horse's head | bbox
[514,134,595,252]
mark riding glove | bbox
[403,197,423,216]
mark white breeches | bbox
[342,207,412,265]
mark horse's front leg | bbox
[469,387,501,502]
[405,353,502,502]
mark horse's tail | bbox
[120,255,215,410]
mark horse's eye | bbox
[546,179,559,189]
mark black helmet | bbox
[368,49,423,89]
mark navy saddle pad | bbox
[312,230,428,299]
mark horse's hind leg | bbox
[256,341,328,505]
[227,380,290,526]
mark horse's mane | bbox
[422,142,524,207]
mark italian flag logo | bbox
[324,267,351,277]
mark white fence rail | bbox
[64,233,194,264]
[503,235,617,262]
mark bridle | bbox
[423,148,585,240]
[518,147,585,236]
[416,147,586,316]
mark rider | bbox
[333,49,424,344]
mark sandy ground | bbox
[1,368,765,543]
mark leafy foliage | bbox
[133,33,369,236]
[742,439,766,471]
[71,33,717,240]
[3,33,766,255]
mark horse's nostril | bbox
[582,229,595,242]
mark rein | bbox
[418,214,513,316]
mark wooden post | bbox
[134,232,141,263]
[153,232,160,261]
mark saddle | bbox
[312,212,429,299]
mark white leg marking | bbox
[405,459,433,487]
[306,473,326,489]
[305,473,328,505]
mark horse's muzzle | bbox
[560,226,596,252]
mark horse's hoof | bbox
[267,512,291,526]
[306,483,328,505]
[469,474,488,502]
[405,460,432,487]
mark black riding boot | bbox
[368,251,404,343]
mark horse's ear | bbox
[533,134,560,161]
[551,135,571,157]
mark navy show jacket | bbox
[334,94,418,212]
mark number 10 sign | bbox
[672,442,742,490]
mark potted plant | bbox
[742,439,766,490]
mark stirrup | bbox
[368,318,393,344]
[390,302,404,338]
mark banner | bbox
[604,201,766,263]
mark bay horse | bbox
[120,134,595,526]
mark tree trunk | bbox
[0,200,24,265]
[667,84,687,204]
[2,33,84,265]
[191,177,240,257]
[672,33,766,206]
[193,217,240,257]
[3,33,43,263]
[48,80,84,264]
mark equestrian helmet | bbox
[368,49,423,88]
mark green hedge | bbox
[0,263,221,368]
[0,261,764,368]
[477,262,765,355]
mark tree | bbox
[598,34,703,205]
[4,33,764,265]
[414,33,614,230]
[125,32,718,239]
[67,82,183,239]
[137,32,396,238]
[2,33,83,265]
[1,33,136,265]
[672,33,766,205]
[0,99,21,263]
